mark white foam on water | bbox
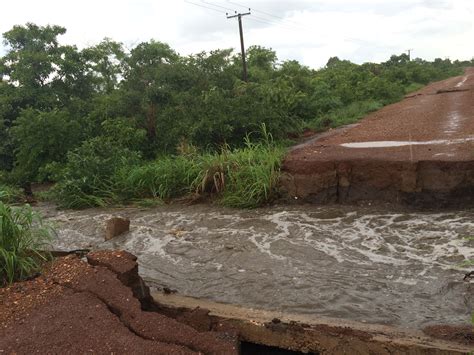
[265,209,474,280]
[41,204,474,313]
[394,277,418,286]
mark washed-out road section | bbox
[281,68,474,206]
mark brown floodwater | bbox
[36,203,474,328]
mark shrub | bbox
[0,201,52,286]
[10,109,82,182]
[53,137,141,208]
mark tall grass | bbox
[122,125,285,208]
[0,183,22,204]
[123,156,201,200]
[404,82,425,94]
[53,125,285,209]
[217,136,284,208]
[0,200,53,286]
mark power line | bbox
[227,1,302,27]
[185,0,365,56]
[184,0,226,14]
[201,0,301,31]
[228,0,283,19]
[245,17,301,32]
[250,14,303,31]
[201,0,237,13]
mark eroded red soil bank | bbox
[281,69,474,207]
[0,251,237,354]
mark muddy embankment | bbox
[281,159,474,206]
[281,68,474,207]
[1,250,472,354]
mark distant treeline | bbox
[1,23,471,187]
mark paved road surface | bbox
[282,68,474,205]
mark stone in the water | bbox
[105,217,130,241]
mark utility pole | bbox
[227,10,251,82]
[406,49,413,61]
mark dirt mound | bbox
[0,251,237,354]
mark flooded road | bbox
[37,203,474,328]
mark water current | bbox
[36,203,474,328]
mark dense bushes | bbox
[53,138,141,208]
[0,23,471,208]
[10,109,82,183]
[52,129,284,209]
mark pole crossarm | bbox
[226,11,251,19]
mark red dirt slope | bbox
[0,251,237,354]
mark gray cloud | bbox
[1,0,472,68]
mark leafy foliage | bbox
[52,125,283,208]
[0,198,52,285]
[53,137,141,208]
[10,109,82,182]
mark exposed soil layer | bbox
[152,292,474,354]
[0,251,237,354]
[281,68,474,206]
[423,325,474,345]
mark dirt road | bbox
[282,68,474,206]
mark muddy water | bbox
[37,203,473,328]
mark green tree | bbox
[121,40,179,148]
[10,109,81,182]
[1,23,67,110]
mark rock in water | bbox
[105,217,130,241]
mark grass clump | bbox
[0,183,22,204]
[404,82,425,94]
[0,199,53,286]
[124,127,285,208]
[215,137,284,208]
[123,156,201,200]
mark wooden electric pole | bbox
[227,10,251,82]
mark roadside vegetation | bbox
[54,126,284,208]
[1,23,472,208]
[0,190,52,285]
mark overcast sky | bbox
[1,0,472,68]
